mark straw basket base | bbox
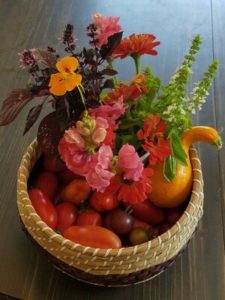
[21,221,183,286]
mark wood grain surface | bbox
[0,0,224,299]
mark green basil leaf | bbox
[163,155,177,182]
[170,129,187,165]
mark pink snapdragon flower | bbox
[58,113,115,190]
[118,144,144,181]
[86,145,114,191]
[58,129,92,176]
[91,117,108,146]
[92,14,122,47]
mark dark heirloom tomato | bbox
[159,223,171,234]
[61,179,91,205]
[43,155,66,172]
[28,188,57,229]
[76,210,102,226]
[90,191,119,212]
[63,225,122,249]
[131,200,165,225]
[56,202,77,232]
[104,208,134,235]
[166,207,183,225]
[33,171,58,200]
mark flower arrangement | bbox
[0,14,222,244]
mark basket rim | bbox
[17,139,204,257]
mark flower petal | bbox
[56,56,79,73]
[49,73,67,96]
[65,73,82,91]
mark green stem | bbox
[77,85,86,109]
[132,54,141,74]
[107,57,118,86]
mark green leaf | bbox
[163,155,177,181]
[170,129,187,165]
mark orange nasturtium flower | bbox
[49,56,82,96]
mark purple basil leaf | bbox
[37,112,67,156]
[100,31,123,59]
[0,89,33,126]
[102,79,114,90]
[32,48,57,69]
[101,68,118,76]
[23,104,43,135]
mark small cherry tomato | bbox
[43,155,66,172]
[104,208,134,235]
[56,202,78,232]
[132,217,150,230]
[129,228,149,245]
[166,207,183,225]
[76,210,102,226]
[29,188,57,229]
[90,191,119,212]
[131,200,165,225]
[33,171,58,200]
[61,179,91,205]
[63,225,122,249]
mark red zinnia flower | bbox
[107,168,153,204]
[112,34,160,59]
[103,84,141,105]
[137,115,171,165]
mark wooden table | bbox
[0,0,224,299]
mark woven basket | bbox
[17,140,204,286]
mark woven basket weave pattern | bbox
[17,140,204,282]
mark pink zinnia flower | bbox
[86,145,114,192]
[92,14,122,47]
[118,144,144,181]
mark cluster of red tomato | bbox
[28,155,185,249]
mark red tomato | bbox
[63,225,122,249]
[166,207,183,225]
[58,169,78,184]
[61,179,91,205]
[33,171,58,200]
[131,200,165,225]
[43,155,66,172]
[56,202,78,232]
[76,210,102,226]
[29,188,57,229]
[132,217,150,230]
[90,191,119,212]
